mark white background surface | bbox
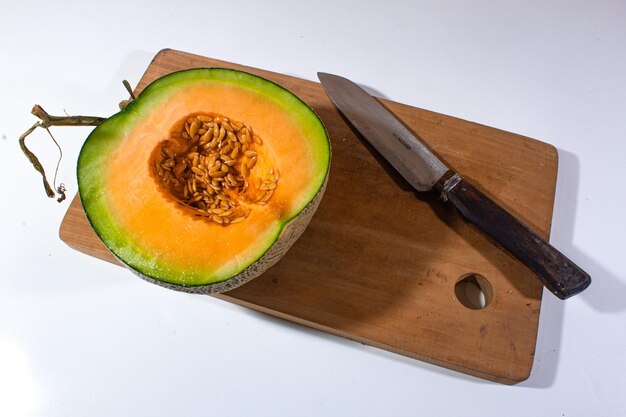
[2,1,625,416]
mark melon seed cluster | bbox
[153,113,280,225]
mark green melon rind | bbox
[77,68,330,290]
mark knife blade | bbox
[318,72,591,300]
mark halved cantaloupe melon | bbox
[78,68,330,293]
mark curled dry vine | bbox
[19,81,135,202]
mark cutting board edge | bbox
[154,48,558,159]
[213,292,531,385]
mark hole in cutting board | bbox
[455,273,493,310]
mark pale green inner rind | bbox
[78,68,330,286]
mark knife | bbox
[318,72,591,300]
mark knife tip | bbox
[317,71,329,81]
[318,72,344,87]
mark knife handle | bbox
[439,174,591,299]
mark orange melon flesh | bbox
[78,69,330,287]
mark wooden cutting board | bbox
[60,49,558,384]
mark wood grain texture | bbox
[59,49,559,384]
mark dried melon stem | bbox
[19,105,106,202]
[151,112,280,226]
[20,81,135,202]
